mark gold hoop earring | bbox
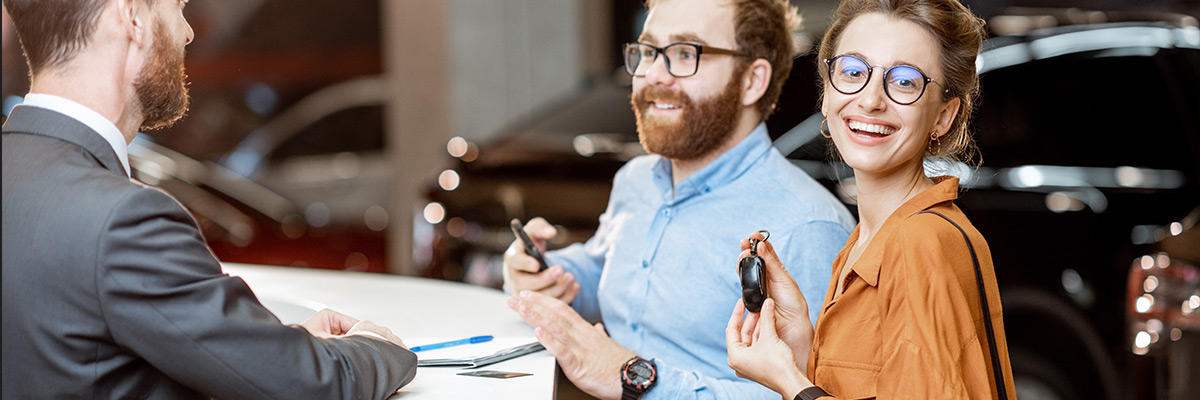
[928,131,941,156]
[820,118,831,139]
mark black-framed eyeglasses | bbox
[824,54,949,105]
[624,42,748,78]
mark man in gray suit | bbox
[2,0,417,398]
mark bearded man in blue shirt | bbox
[503,1,855,399]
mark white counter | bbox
[221,263,556,399]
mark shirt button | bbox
[663,208,670,216]
[641,260,649,268]
[631,323,640,331]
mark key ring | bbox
[748,230,770,256]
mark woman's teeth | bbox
[847,120,896,136]
[653,103,679,110]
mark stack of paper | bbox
[416,341,545,368]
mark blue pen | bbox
[410,335,494,352]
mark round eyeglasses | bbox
[624,42,748,78]
[824,54,948,105]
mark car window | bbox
[269,105,384,161]
[974,50,1200,173]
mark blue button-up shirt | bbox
[548,123,855,399]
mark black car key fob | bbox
[739,230,770,312]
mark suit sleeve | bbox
[96,188,416,400]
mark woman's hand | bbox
[739,232,815,371]
[726,299,812,396]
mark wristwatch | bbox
[794,385,830,400]
[620,356,657,400]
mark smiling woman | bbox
[724,0,1015,399]
[821,13,961,178]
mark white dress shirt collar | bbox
[19,93,131,177]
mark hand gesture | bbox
[726,299,812,397]
[508,291,634,400]
[299,308,358,338]
[738,232,815,370]
[502,217,580,303]
[300,309,406,348]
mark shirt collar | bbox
[651,122,773,204]
[19,93,130,177]
[850,176,960,286]
[895,175,960,217]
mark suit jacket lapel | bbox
[2,106,128,177]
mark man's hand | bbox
[502,217,580,303]
[300,309,406,349]
[507,290,634,400]
[300,309,359,338]
[726,299,812,397]
[346,320,406,349]
[738,232,815,372]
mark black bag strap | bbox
[914,210,1007,400]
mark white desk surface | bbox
[221,263,556,400]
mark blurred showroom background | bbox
[4,1,1200,399]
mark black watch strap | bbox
[794,385,830,400]
[622,388,643,400]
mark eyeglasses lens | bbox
[625,45,652,76]
[830,56,871,93]
[830,55,928,105]
[625,44,700,77]
[884,67,925,104]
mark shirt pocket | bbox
[814,359,881,399]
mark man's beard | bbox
[134,20,189,132]
[631,65,744,161]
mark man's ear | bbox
[116,0,149,48]
[740,58,771,107]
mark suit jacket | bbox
[2,106,416,399]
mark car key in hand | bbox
[739,230,770,312]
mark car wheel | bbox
[1002,287,1121,400]
[1010,347,1079,400]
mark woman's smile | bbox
[842,117,900,148]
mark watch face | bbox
[623,359,656,388]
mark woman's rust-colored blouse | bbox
[805,177,1016,399]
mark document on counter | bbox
[414,337,545,369]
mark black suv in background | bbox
[428,17,1200,400]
